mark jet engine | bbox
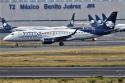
[41,38,54,44]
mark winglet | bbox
[71,28,79,36]
[105,11,117,24]
[88,14,94,21]
[67,13,75,27]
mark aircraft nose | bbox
[3,35,12,41]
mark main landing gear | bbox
[92,38,97,41]
[15,42,19,47]
[59,42,64,46]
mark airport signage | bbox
[9,3,95,10]
[9,4,81,10]
[44,4,81,9]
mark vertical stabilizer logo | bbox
[90,20,95,24]
[3,23,7,27]
[106,21,114,29]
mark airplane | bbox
[88,13,125,33]
[101,13,125,32]
[95,15,103,24]
[0,13,75,33]
[102,13,107,21]
[3,12,118,46]
[0,17,15,33]
[88,14,98,27]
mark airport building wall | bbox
[0,0,125,27]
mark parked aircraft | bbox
[0,13,75,33]
[95,15,103,24]
[88,13,125,32]
[3,12,118,46]
[102,13,107,21]
[0,17,15,33]
[88,14,98,27]
[101,13,125,32]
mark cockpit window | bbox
[10,33,14,35]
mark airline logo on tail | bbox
[3,23,8,27]
[105,21,115,29]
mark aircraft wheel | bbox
[59,42,64,46]
[15,42,19,47]
[92,38,97,41]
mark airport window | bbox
[102,0,110,1]
[24,0,29,2]
[30,0,36,2]
[92,0,101,2]
[37,0,46,2]
[11,0,17,2]
[18,0,22,2]
[110,0,115,1]
[111,0,123,1]
[83,0,92,2]
[65,0,73,2]
[18,0,24,2]
[1,0,10,2]
[74,0,83,2]
[47,0,54,2]
[55,0,65,2]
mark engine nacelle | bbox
[41,38,54,44]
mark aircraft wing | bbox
[53,29,78,42]
[41,29,78,43]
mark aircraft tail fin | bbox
[88,14,94,21]
[0,17,12,30]
[67,13,75,27]
[102,13,107,21]
[95,15,102,24]
[95,15,101,21]
[88,14,98,27]
[103,11,117,29]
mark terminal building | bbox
[0,0,125,40]
[0,0,125,26]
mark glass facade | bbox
[0,0,124,3]
[55,0,65,2]
[37,0,46,2]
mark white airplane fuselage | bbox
[115,24,125,31]
[3,29,97,41]
[12,26,69,31]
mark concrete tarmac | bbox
[0,40,125,52]
[0,67,125,77]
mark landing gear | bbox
[59,42,64,46]
[15,42,19,47]
[92,38,97,41]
